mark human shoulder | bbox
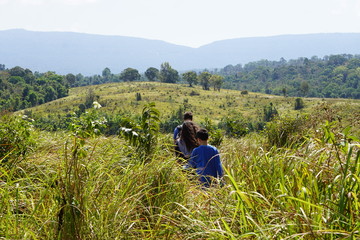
[201,144,218,151]
[208,144,218,151]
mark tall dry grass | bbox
[1,115,359,239]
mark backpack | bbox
[175,124,182,139]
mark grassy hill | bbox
[22,81,359,123]
[2,81,360,239]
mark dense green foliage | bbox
[66,53,360,99]
[145,67,160,81]
[219,54,360,99]
[0,114,36,167]
[119,103,161,161]
[159,62,179,83]
[0,66,70,111]
[119,67,141,82]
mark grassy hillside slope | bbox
[2,81,359,239]
[23,81,360,127]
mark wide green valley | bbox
[1,81,359,239]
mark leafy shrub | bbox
[218,115,249,138]
[200,117,223,146]
[69,103,107,139]
[84,88,99,109]
[189,90,200,96]
[294,97,305,110]
[0,114,36,167]
[264,115,308,147]
[263,102,278,122]
[119,103,160,161]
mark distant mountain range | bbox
[1,29,360,75]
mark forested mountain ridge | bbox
[1,29,360,75]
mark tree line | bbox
[66,62,224,91]
[218,54,360,99]
[64,54,360,99]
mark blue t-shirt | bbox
[189,145,224,186]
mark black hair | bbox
[183,112,193,121]
[195,128,208,141]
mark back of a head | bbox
[196,128,209,141]
[183,112,193,121]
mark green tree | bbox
[159,62,179,83]
[300,81,309,96]
[44,86,57,102]
[145,67,159,81]
[24,71,35,85]
[119,68,141,82]
[9,76,24,85]
[28,91,38,106]
[210,74,224,91]
[22,86,30,100]
[102,67,112,82]
[333,66,348,82]
[65,73,76,87]
[9,66,26,77]
[198,71,212,90]
[182,71,197,87]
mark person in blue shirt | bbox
[189,128,224,187]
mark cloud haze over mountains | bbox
[1,29,360,75]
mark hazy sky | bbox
[0,0,360,47]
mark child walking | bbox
[188,128,224,187]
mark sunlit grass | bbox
[3,82,359,239]
[21,81,360,126]
[1,123,359,239]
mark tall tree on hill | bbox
[198,71,212,90]
[300,81,309,96]
[210,74,224,91]
[102,67,112,82]
[159,62,179,83]
[119,68,141,82]
[9,66,26,77]
[182,71,197,87]
[145,67,159,81]
[66,73,76,87]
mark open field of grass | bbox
[2,81,359,239]
[23,81,360,125]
